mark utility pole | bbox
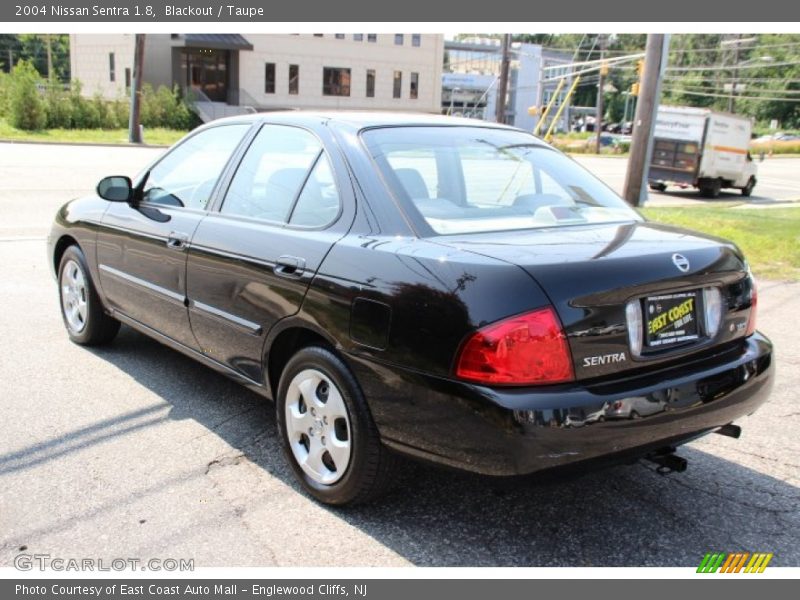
[129,34,145,144]
[45,34,53,82]
[594,34,608,154]
[495,33,511,124]
[728,33,742,113]
[623,34,670,207]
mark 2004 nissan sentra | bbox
[48,113,773,505]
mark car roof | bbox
[207,110,531,134]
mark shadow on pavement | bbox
[35,326,800,566]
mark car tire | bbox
[741,177,756,197]
[58,245,120,346]
[276,346,398,506]
[649,183,667,192]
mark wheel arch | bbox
[52,234,80,275]
[265,322,341,400]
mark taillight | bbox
[455,306,574,385]
[746,275,758,336]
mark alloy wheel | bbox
[284,368,352,485]
[61,259,88,333]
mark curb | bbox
[0,138,170,149]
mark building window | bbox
[354,34,363,41]
[410,72,419,99]
[394,34,404,45]
[323,67,351,97]
[313,34,323,37]
[124,67,131,89]
[367,34,377,43]
[393,71,402,98]
[108,52,115,82]
[335,34,345,40]
[412,34,421,47]
[289,64,299,95]
[264,62,275,94]
[366,69,375,98]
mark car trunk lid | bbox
[431,221,756,381]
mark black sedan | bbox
[48,112,773,505]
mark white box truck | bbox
[648,105,757,198]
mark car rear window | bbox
[362,126,641,235]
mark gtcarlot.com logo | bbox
[697,552,773,573]
[14,554,194,572]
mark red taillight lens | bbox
[455,306,574,385]
[745,275,758,336]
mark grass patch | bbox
[0,119,186,146]
[640,206,800,281]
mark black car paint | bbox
[48,113,773,477]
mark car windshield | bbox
[362,126,642,235]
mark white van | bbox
[648,106,757,198]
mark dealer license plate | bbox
[644,291,700,349]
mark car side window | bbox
[220,124,323,222]
[142,124,249,210]
[288,154,340,227]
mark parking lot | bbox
[0,141,798,567]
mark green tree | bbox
[0,34,70,80]
[7,60,46,130]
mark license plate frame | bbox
[644,290,701,349]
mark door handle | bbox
[274,255,306,278]
[166,231,189,250]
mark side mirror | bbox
[97,176,133,202]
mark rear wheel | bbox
[649,182,667,192]
[58,245,119,345]
[276,346,398,505]
[699,178,722,198]
[741,176,756,197]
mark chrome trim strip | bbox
[190,300,263,336]
[98,264,185,305]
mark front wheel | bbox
[741,177,756,197]
[276,346,398,505]
[58,245,120,345]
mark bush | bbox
[44,84,73,129]
[0,71,9,118]
[7,60,47,130]
[750,140,800,155]
[140,84,194,130]
[0,72,197,133]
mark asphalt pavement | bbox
[0,141,798,567]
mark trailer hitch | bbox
[714,424,742,439]
[644,448,688,475]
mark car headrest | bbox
[394,168,430,200]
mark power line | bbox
[667,59,800,72]
[670,83,800,95]
[663,88,800,102]
[663,74,800,83]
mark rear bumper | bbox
[649,167,697,186]
[349,333,774,476]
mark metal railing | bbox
[185,86,256,123]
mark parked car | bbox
[49,112,773,505]
[586,132,619,148]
